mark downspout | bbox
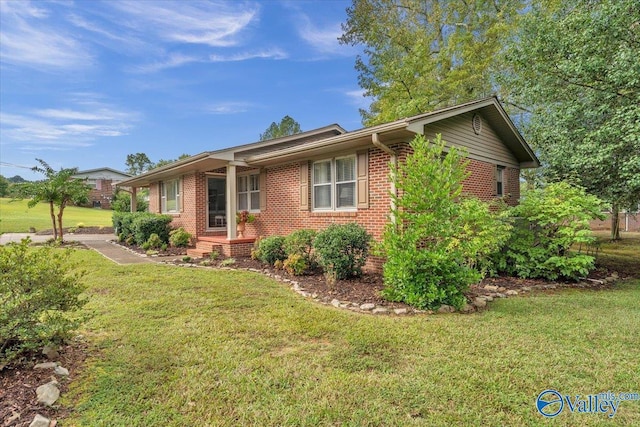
[372,132,397,224]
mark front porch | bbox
[187,235,256,259]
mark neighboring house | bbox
[118,97,539,265]
[73,168,132,209]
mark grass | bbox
[0,198,114,233]
[62,243,640,426]
[593,231,640,277]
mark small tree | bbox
[125,152,154,175]
[379,135,510,309]
[16,159,90,242]
[259,116,302,141]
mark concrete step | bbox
[186,248,210,258]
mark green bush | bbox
[111,189,149,213]
[169,227,192,247]
[494,182,604,280]
[314,223,371,279]
[0,239,87,365]
[132,213,173,246]
[257,236,286,265]
[284,229,317,265]
[142,233,163,250]
[283,253,309,276]
[379,135,505,310]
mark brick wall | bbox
[85,179,115,209]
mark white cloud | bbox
[131,53,203,73]
[0,0,92,69]
[204,102,253,115]
[0,98,138,150]
[296,14,351,56]
[108,0,259,47]
[209,48,288,62]
[345,89,372,109]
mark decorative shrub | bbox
[0,238,87,365]
[236,210,256,224]
[169,227,192,247]
[141,233,163,250]
[378,135,505,310]
[132,213,173,246]
[257,236,286,265]
[284,229,317,266]
[314,223,371,279]
[283,253,309,276]
[221,258,236,267]
[494,182,604,280]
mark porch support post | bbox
[130,187,137,213]
[226,164,237,239]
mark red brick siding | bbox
[82,179,115,209]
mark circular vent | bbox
[472,114,483,135]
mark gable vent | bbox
[472,114,483,135]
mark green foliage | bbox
[495,182,605,280]
[220,258,236,267]
[125,152,153,175]
[169,227,192,248]
[259,115,302,141]
[113,212,172,246]
[142,233,163,251]
[257,236,286,266]
[182,256,192,263]
[0,175,10,197]
[283,229,317,266]
[502,0,640,239]
[111,189,149,213]
[339,0,525,125]
[0,239,87,365]
[283,253,309,276]
[379,134,508,310]
[209,250,220,261]
[313,223,371,280]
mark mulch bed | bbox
[1,339,88,427]
[35,226,114,236]
[115,240,188,257]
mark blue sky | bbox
[0,0,369,180]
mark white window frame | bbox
[160,178,181,213]
[237,173,260,213]
[496,166,505,197]
[312,155,357,211]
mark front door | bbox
[207,177,226,228]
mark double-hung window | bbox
[237,174,260,212]
[161,179,180,213]
[312,156,356,210]
[496,166,505,197]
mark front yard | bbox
[55,240,640,426]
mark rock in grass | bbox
[54,365,69,376]
[437,305,455,313]
[34,362,57,370]
[359,303,375,311]
[36,382,60,406]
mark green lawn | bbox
[64,248,640,426]
[0,198,114,233]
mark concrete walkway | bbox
[0,233,152,265]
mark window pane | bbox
[314,185,331,209]
[251,192,260,210]
[237,176,247,192]
[337,182,355,208]
[336,157,355,182]
[313,161,331,184]
[166,180,178,211]
[250,174,259,191]
[238,193,248,211]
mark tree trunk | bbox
[611,203,621,241]
[49,201,58,240]
[57,203,66,242]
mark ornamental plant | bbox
[313,223,371,280]
[236,210,256,224]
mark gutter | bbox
[372,132,398,223]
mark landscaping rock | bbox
[42,345,59,361]
[29,414,50,427]
[34,362,57,370]
[505,290,518,296]
[473,298,487,309]
[330,299,341,308]
[437,305,455,313]
[497,286,507,292]
[521,286,532,292]
[393,308,408,315]
[36,382,60,406]
[359,303,376,311]
[372,307,389,314]
[494,293,506,298]
[54,366,69,376]
[483,285,499,292]
[483,295,494,302]
[460,304,475,313]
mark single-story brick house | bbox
[117,97,539,262]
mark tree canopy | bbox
[125,153,154,175]
[259,116,302,141]
[340,0,525,125]
[501,0,640,238]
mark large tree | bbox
[125,153,154,175]
[259,115,302,141]
[339,0,525,125]
[154,153,191,168]
[502,0,640,239]
[17,159,90,241]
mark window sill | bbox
[310,211,357,217]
